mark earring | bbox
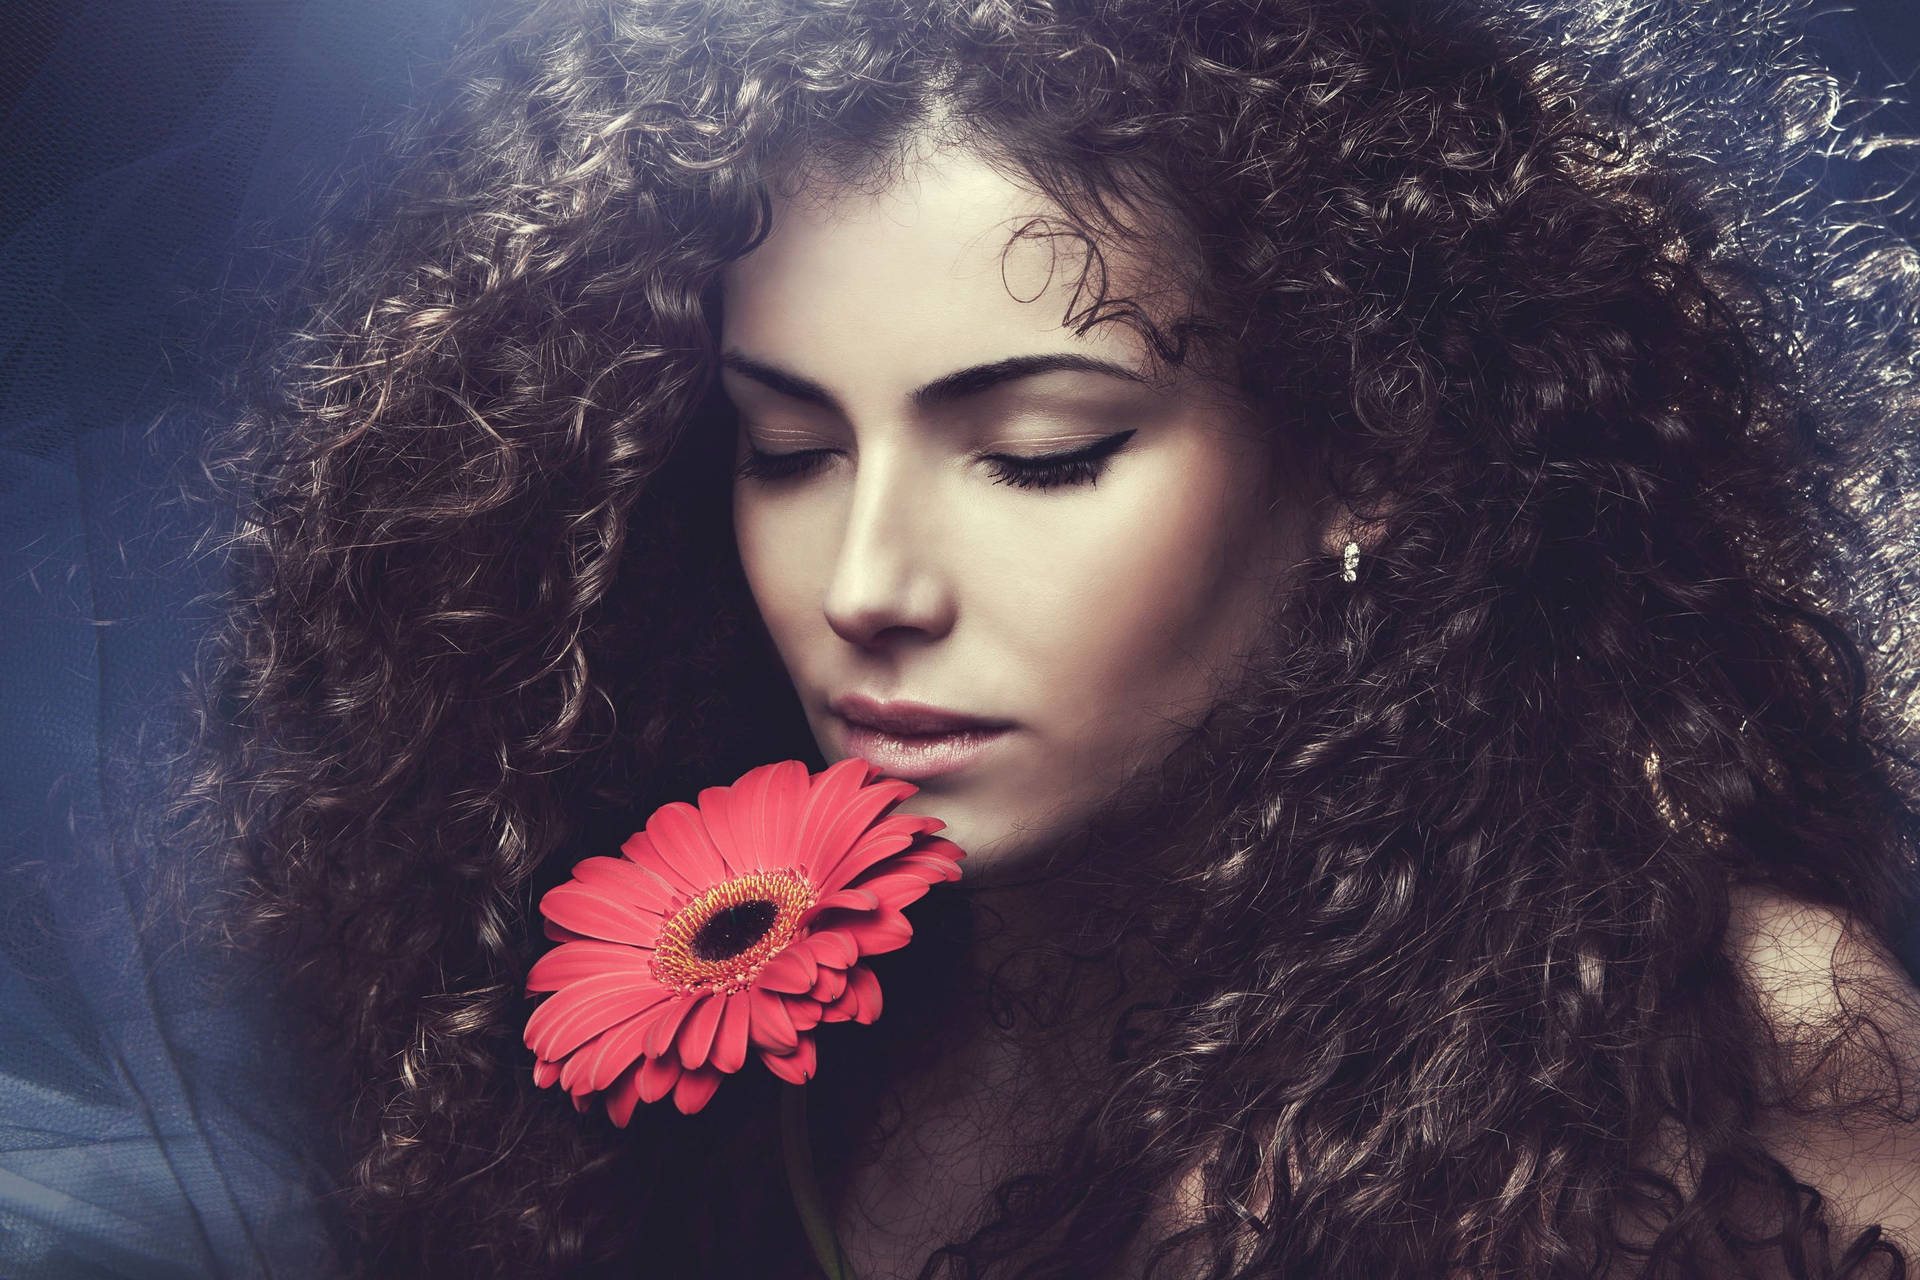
[1341,540,1360,582]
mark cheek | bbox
[981,450,1256,715]
[733,489,822,659]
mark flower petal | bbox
[791,759,879,871]
[532,1056,562,1089]
[909,836,967,873]
[673,1066,725,1114]
[543,919,592,944]
[812,820,922,899]
[538,883,665,947]
[820,965,884,1024]
[837,908,914,958]
[803,929,859,969]
[759,1034,818,1085]
[844,964,883,1023]
[798,768,918,883]
[871,852,965,885]
[567,856,679,916]
[526,940,655,993]
[812,887,880,914]
[806,966,847,1004]
[621,829,698,895]
[828,842,967,908]
[695,781,759,874]
[710,992,751,1075]
[844,872,932,913]
[525,974,673,1061]
[638,1051,682,1103]
[559,1028,609,1094]
[642,995,697,1058]
[756,946,816,995]
[646,802,730,890]
[746,987,799,1054]
[790,759,876,876]
[675,993,726,1071]
[604,1062,646,1128]
[576,1001,684,1094]
[743,759,813,874]
[787,999,823,1032]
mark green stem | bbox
[780,1082,854,1280]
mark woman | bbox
[173,0,1920,1274]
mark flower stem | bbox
[781,1082,854,1280]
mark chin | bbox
[940,811,1051,879]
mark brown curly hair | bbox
[165,0,1920,1274]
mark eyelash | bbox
[733,429,1137,491]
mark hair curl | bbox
[166,0,1920,1275]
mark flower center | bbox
[691,899,778,960]
[651,869,817,995]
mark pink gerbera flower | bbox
[524,757,965,1120]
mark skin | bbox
[722,139,1324,887]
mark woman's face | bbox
[722,144,1315,877]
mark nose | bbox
[821,446,956,651]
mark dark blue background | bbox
[2,5,472,1275]
[2,2,1916,1276]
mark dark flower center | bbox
[690,898,779,961]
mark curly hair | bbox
[165,0,1920,1274]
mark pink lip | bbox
[827,694,1016,781]
[828,693,1014,736]
[837,721,1013,782]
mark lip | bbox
[828,694,1016,782]
[828,693,1014,736]
[836,721,1013,782]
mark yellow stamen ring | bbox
[650,869,818,995]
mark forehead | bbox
[720,144,1197,384]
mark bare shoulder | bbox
[1724,883,1920,1075]
[1723,883,1920,1249]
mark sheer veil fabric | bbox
[1,3,466,1275]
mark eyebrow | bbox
[717,350,1149,414]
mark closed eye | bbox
[982,429,1137,490]
[733,429,1137,491]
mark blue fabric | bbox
[1,1,1917,1277]
[1,3,468,1275]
